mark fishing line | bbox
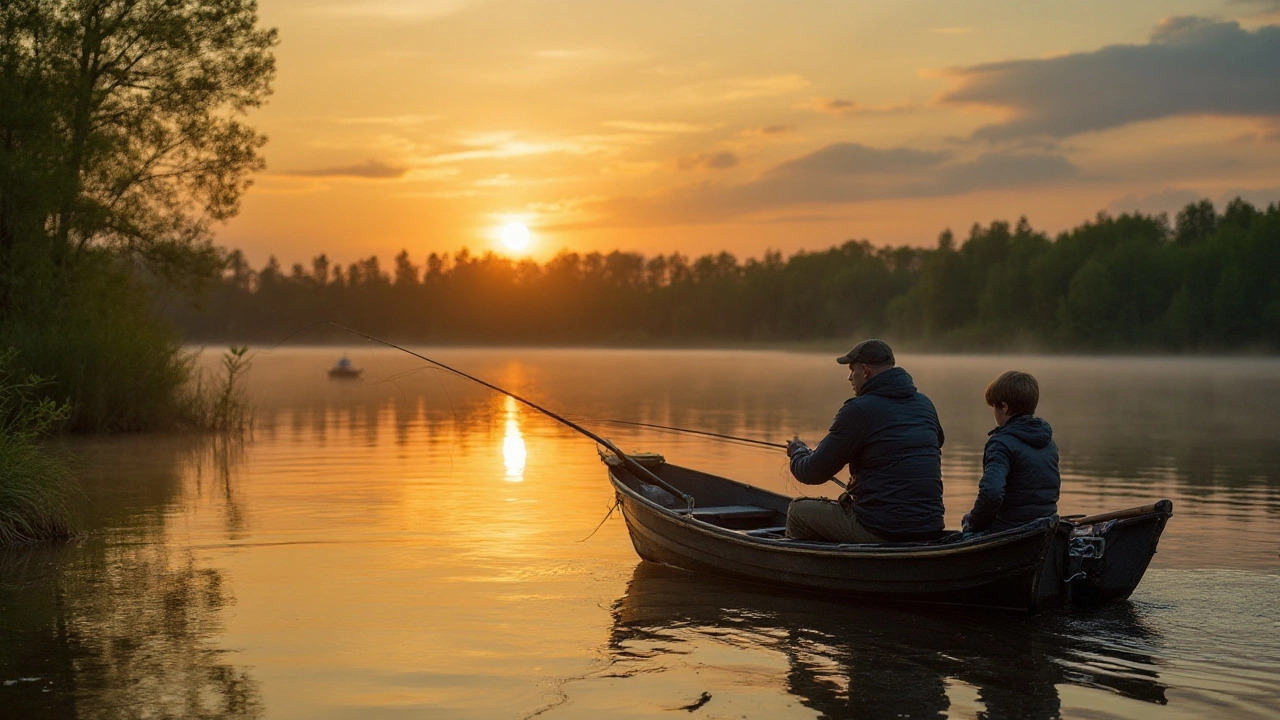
[587,418,786,449]
[316,322,694,507]
[578,499,621,543]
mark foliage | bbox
[0,0,274,432]
[172,198,1280,352]
[0,349,77,545]
[0,0,277,316]
[188,345,254,433]
[1,257,198,432]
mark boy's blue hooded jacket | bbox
[966,414,1060,533]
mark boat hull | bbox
[609,460,1062,612]
[1052,501,1173,607]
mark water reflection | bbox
[502,395,527,481]
[0,436,262,719]
[608,562,1167,720]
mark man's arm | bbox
[966,440,1010,531]
[789,403,866,485]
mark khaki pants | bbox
[786,497,887,544]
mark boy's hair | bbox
[985,371,1040,416]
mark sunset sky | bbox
[224,0,1280,267]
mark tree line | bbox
[171,198,1280,352]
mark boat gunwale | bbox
[609,465,1058,560]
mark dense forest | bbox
[170,198,1280,351]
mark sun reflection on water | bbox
[502,396,526,481]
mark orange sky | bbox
[222,0,1280,267]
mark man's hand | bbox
[786,436,809,458]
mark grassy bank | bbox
[0,351,77,545]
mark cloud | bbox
[942,18,1280,140]
[603,121,712,134]
[680,74,810,103]
[766,143,948,177]
[330,114,438,127]
[676,152,740,171]
[804,97,918,116]
[589,144,1077,226]
[282,160,409,179]
[744,125,794,136]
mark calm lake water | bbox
[3,348,1280,719]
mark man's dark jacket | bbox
[789,367,945,539]
[966,414,1060,533]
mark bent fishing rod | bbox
[322,323,698,507]
[319,323,846,493]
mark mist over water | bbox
[2,348,1278,719]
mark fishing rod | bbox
[322,323,695,507]
[591,419,786,449]
[593,419,848,490]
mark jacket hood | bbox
[995,415,1053,448]
[862,366,917,400]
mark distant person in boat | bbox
[785,339,946,543]
[961,371,1060,535]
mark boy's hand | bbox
[786,436,809,458]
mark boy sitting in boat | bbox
[784,339,946,544]
[962,371,1061,535]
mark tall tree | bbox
[0,0,277,315]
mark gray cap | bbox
[836,339,895,366]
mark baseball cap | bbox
[836,339,895,366]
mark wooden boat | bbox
[604,452,1171,612]
[328,356,362,379]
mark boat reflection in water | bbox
[609,562,1167,719]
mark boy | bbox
[962,371,1060,534]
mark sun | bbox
[501,222,531,251]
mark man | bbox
[786,339,945,543]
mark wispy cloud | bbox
[742,125,795,137]
[423,132,594,164]
[680,74,810,103]
[803,97,918,116]
[280,160,409,179]
[586,143,1078,226]
[603,121,713,134]
[330,115,439,127]
[942,18,1280,140]
[676,152,739,171]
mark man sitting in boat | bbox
[961,371,1060,535]
[785,339,946,544]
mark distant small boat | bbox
[328,356,362,379]
[603,452,1171,612]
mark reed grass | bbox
[0,350,78,545]
[185,345,255,433]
